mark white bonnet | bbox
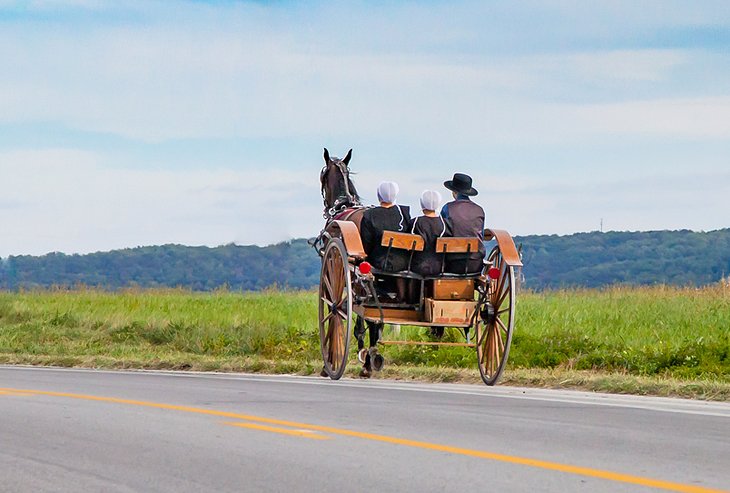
[377,181,399,203]
[420,190,442,211]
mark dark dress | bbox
[360,205,412,271]
[441,198,486,274]
[409,215,451,276]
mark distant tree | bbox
[1,230,728,291]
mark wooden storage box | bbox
[431,279,475,300]
[425,298,477,325]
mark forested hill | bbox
[1,229,729,291]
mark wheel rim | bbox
[476,246,515,385]
[318,238,352,379]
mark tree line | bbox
[1,229,728,291]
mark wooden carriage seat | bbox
[435,237,482,276]
[370,231,424,276]
[381,231,425,252]
[435,237,480,254]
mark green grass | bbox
[0,285,728,399]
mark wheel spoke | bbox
[496,316,509,335]
[322,310,335,324]
[477,323,488,347]
[332,327,339,370]
[324,318,334,347]
[491,263,505,304]
[483,326,492,369]
[492,326,500,374]
[330,317,340,367]
[495,282,511,310]
[487,330,494,375]
[495,322,505,357]
[322,275,335,301]
[479,334,488,368]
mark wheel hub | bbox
[481,303,496,325]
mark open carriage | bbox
[314,148,522,386]
[316,220,522,386]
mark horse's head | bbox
[320,147,361,215]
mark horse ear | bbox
[343,148,352,165]
[323,148,330,163]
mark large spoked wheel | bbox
[318,238,353,379]
[476,245,516,385]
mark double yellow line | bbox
[1,387,726,493]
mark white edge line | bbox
[1,365,729,418]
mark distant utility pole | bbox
[600,218,603,232]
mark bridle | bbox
[320,159,360,219]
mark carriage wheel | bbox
[318,238,353,379]
[475,246,516,386]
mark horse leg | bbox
[354,316,369,365]
[367,322,385,372]
[359,321,384,377]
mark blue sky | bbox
[1,0,729,256]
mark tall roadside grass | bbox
[0,285,728,396]
[0,288,321,371]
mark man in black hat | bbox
[441,172,486,274]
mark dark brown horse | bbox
[319,148,383,375]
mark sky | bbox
[1,0,729,257]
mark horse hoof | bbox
[372,354,384,371]
[359,367,371,378]
[357,348,368,364]
[368,348,384,372]
[319,367,329,378]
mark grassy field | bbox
[0,285,728,399]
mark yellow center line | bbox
[0,390,35,396]
[1,387,726,493]
[222,421,331,440]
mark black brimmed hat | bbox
[444,173,478,196]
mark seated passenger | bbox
[360,181,412,272]
[410,190,451,276]
[441,173,486,274]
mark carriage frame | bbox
[315,219,523,386]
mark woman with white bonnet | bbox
[359,181,412,272]
[410,190,452,276]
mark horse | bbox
[318,148,384,376]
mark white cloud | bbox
[0,9,724,145]
[571,97,730,138]
[542,49,688,82]
[2,149,728,257]
[0,149,324,256]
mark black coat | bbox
[360,205,411,271]
[409,215,451,276]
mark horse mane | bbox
[345,174,361,203]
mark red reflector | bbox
[488,267,501,279]
[359,261,372,275]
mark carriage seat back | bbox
[372,231,425,277]
[435,237,482,276]
[381,231,424,251]
[435,237,480,254]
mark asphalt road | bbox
[1,366,728,493]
